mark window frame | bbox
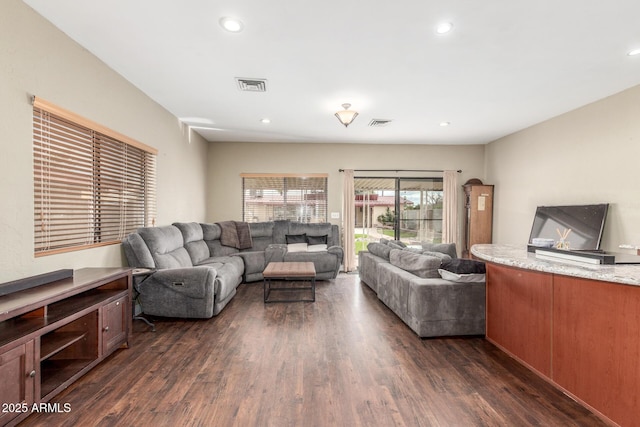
[241,173,329,223]
[33,97,157,256]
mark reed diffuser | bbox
[556,228,571,250]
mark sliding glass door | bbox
[398,178,443,244]
[354,177,443,256]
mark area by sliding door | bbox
[398,178,443,244]
[354,177,443,256]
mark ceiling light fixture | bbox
[627,48,640,56]
[436,22,454,34]
[260,118,271,124]
[440,121,451,127]
[219,17,244,33]
[335,103,358,127]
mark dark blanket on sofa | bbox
[217,221,253,250]
[234,221,253,249]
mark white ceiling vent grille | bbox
[235,78,267,92]
[368,119,392,127]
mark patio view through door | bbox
[354,177,444,260]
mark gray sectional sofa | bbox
[122,220,343,318]
[358,240,486,338]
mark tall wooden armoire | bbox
[462,179,494,258]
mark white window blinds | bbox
[33,97,157,256]
[242,174,328,223]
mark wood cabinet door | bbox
[101,296,128,356]
[553,275,640,426]
[486,263,553,377]
[0,340,36,425]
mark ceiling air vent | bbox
[368,119,392,127]
[235,78,267,92]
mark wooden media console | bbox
[0,268,131,426]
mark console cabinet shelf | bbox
[0,268,131,426]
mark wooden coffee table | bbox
[263,262,316,303]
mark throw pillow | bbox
[307,235,328,245]
[438,269,486,283]
[420,242,458,259]
[287,243,308,252]
[367,242,392,260]
[389,249,441,279]
[286,234,307,244]
[307,244,327,252]
[440,258,486,274]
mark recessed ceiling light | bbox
[260,118,271,124]
[219,17,244,33]
[440,121,451,127]
[435,22,454,34]
[627,48,640,56]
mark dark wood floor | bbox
[21,273,606,427]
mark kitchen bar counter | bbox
[471,243,640,286]
[471,243,640,427]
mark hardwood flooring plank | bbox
[19,274,607,427]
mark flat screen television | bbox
[528,203,609,251]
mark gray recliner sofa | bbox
[358,240,486,338]
[122,220,343,318]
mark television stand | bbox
[0,268,131,426]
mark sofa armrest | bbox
[328,245,344,263]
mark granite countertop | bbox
[471,243,640,287]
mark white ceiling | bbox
[23,0,640,145]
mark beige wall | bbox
[485,84,640,252]
[207,141,486,242]
[8,0,638,285]
[0,0,209,282]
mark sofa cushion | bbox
[438,269,486,283]
[287,242,308,252]
[421,251,453,263]
[289,222,333,240]
[173,222,203,243]
[388,242,405,250]
[200,223,240,257]
[389,249,442,279]
[138,225,193,269]
[173,222,210,264]
[271,220,291,244]
[441,258,486,274]
[249,221,275,238]
[122,233,155,268]
[307,235,328,245]
[200,222,222,240]
[286,234,307,244]
[421,242,458,259]
[380,239,407,248]
[240,222,272,251]
[283,250,339,273]
[367,242,392,260]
